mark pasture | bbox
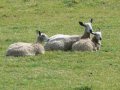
[0,0,120,90]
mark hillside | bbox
[0,0,120,90]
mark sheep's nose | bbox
[100,38,102,40]
[90,29,92,33]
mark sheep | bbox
[48,18,93,42]
[6,30,49,57]
[45,35,80,51]
[44,18,93,51]
[72,30,102,51]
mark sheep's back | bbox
[72,39,95,51]
[44,40,65,51]
[6,42,35,56]
[49,34,70,42]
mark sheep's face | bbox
[40,33,49,42]
[84,23,93,33]
[93,32,102,41]
[79,18,93,33]
[36,30,49,43]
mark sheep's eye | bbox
[42,35,45,37]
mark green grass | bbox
[0,0,120,90]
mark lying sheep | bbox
[72,31,102,51]
[44,18,93,51]
[6,30,48,57]
[45,35,80,51]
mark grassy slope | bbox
[0,0,120,90]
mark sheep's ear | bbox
[91,32,96,35]
[79,22,85,26]
[38,31,41,35]
[90,18,93,23]
[36,30,41,35]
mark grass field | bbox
[0,0,120,90]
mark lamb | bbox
[44,18,93,51]
[6,30,49,57]
[72,30,102,51]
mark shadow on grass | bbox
[75,86,92,90]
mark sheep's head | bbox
[92,30,102,47]
[36,30,49,43]
[79,18,93,33]
[92,31,102,41]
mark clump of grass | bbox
[75,86,92,90]
[63,0,78,7]
[23,0,37,7]
[23,0,30,2]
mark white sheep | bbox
[44,18,93,51]
[45,35,80,51]
[6,30,49,57]
[72,31,102,51]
